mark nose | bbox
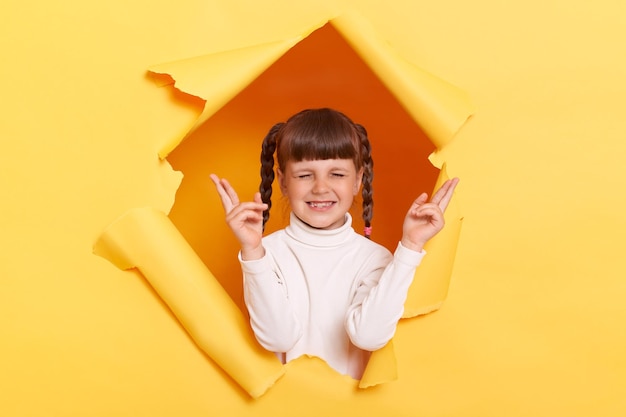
[312,177,329,194]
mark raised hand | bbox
[400,178,459,252]
[210,174,267,260]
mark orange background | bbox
[167,24,439,307]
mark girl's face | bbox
[278,158,363,231]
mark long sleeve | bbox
[240,252,303,352]
[238,214,423,379]
[345,242,425,351]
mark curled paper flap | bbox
[365,166,462,377]
[331,11,474,149]
[93,207,285,398]
[149,37,302,158]
[150,11,473,158]
[402,164,463,318]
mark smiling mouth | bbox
[307,201,335,209]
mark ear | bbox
[354,167,364,195]
[277,168,287,195]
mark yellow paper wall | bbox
[2,1,625,416]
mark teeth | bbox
[309,202,333,208]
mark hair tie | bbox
[363,226,372,238]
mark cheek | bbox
[285,182,304,198]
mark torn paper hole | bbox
[95,10,471,397]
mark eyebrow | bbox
[290,166,352,174]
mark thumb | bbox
[253,192,263,204]
[414,192,428,206]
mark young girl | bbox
[210,108,458,379]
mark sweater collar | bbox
[285,212,355,247]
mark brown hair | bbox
[259,108,374,237]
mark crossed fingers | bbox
[429,178,460,212]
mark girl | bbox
[211,108,458,379]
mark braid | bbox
[259,122,283,230]
[356,124,374,238]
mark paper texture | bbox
[149,39,302,158]
[116,10,471,393]
[332,11,473,149]
[5,0,626,414]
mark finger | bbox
[429,179,452,205]
[226,201,268,221]
[435,177,459,212]
[219,178,240,206]
[226,203,268,229]
[227,208,265,225]
[253,192,263,204]
[210,174,234,211]
[409,206,445,231]
[430,177,459,204]
[410,204,442,219]
[210,174,240,212]
[411,192,428,208]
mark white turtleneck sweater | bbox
[239,213,425,379]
